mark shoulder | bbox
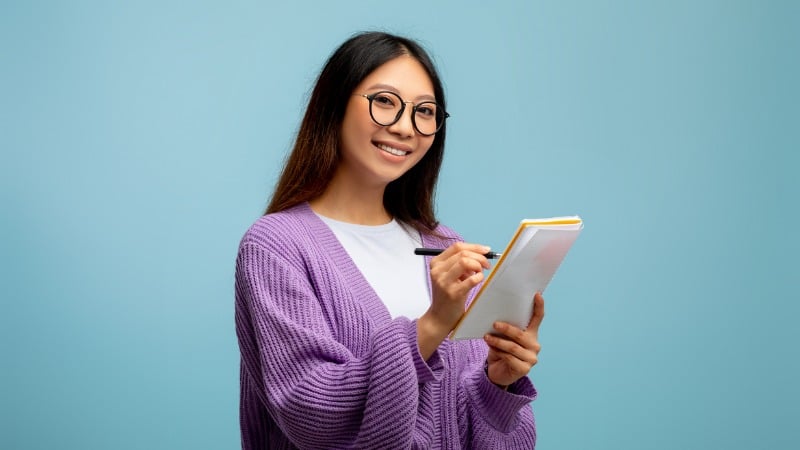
[432,222,461,240]
[419,222,463,248]
[238,203,323,260]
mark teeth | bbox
[378,144,408,156]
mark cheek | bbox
[417,137,435,157]
[341,116,368,149]
[341,98,372,132]
[343,110,378,143]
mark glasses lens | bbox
[369,92,403,126]
[367,91,446,136]
[413,102,443,136]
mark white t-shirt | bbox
[317,214,431,319]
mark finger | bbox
[442,249,491,273]
[430,247,483,273]
[499,349,538,372]
[435,242,491,260]
[526,292,545,332]
[455,269,484,292]
[492,321,530,346]
[490,321,541,356]
[442,254,488,285]
[432,263,485,303]
[435,242,492,270]
[484,333,538,364]
[487,345,538,374]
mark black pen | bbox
[414,248,502,259]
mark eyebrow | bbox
[365,83,437,102]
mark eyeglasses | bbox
[357,91,449,136]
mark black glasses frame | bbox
[358,91,449,136]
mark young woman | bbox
[235,31,544,449]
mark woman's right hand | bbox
[417,242,491,359]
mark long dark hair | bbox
[266,31,447,232]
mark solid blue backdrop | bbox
[2,1,798,449]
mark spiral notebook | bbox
[450,216,583,340]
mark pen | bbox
[414,248,502,259]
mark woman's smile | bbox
[376,142,411,157]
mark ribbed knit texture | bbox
[235,202,537,449]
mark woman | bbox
[235,31,544,449]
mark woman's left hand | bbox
[484,292,545,388]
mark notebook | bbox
[450,216,583,340]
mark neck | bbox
[310,174,391,225]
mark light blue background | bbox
[2,1,798,449]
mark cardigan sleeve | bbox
[450,340,538,448]
[235,241,443,449]
[462,364,537,447]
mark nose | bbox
[387,103,416,138]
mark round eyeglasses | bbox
[357,91,449,136]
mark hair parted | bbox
[265,31,447,232]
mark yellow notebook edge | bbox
[449,216,583,338]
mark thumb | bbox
[526,292,545,333]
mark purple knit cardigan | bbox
[235,203,537,449]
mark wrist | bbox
[419,310,451,340]
[417,312,450,360]
[484,360,509,391]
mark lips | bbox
[377,143,410,156]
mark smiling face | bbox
[336,55,437,190]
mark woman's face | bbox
[337,55,437,189]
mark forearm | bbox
[416,310,451,360]
[243,315,443,448]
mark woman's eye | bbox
[416,104,436,118]
[373,94,396,107]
